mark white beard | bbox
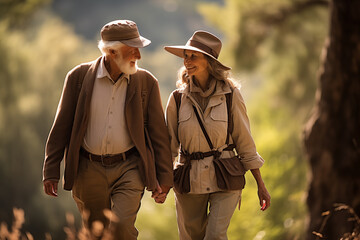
[115,55,138,75]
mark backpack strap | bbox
[225,91,233,144]
[172,89,183,146]
[173,89,182,123]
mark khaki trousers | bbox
[72,153,145,240]
[175,190,242,240]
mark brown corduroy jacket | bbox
[43,56,173,191]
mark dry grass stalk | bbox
[0,208,117,240]
[313,203,360,240]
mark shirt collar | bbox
[97,57,130,84]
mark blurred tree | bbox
[0,0,51,234]
[0,0,50,28]
[0,1,98,238]
[304,0,360,239]
[198,0,329,239]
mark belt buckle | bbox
[101,154,112,167]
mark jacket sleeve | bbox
[231,87,264,170]
[42,66,81,181]
[146,79,173,187]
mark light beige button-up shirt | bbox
[166,78,264,194]
[83,58,134,155]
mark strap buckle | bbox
[213,150,221,159]
[192,152,204,160]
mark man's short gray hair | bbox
[98,40,126,56]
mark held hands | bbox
[151,181,171,204]
[43,180,59,197]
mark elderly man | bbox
[42,20,173,239]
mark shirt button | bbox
[108,126,112,129]
[206,187,210,191]
[221,97,224,100]
[205,165,209,169]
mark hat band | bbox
[102,29,140,41]
[188,40,218,59]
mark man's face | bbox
[114,45,141,74]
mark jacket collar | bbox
[181,77,232,115]
[182,77,232,97]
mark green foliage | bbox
[140,48,183,106]
[136,192,178,240]
[0,8,98,238]
[0,0,50,28]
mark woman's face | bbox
[183,50,208,78]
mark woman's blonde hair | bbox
[176,54,238,89]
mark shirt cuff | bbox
[241,152,264,171]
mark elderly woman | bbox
[164,31,271,240]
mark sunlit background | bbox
[0,0,329,239]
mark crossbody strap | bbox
[192,90,233,151]
[192,105,215,150]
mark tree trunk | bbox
[304,0,360,239]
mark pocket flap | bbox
[178,106,192,122]
[210,103,227,122]
[217,157,246,176]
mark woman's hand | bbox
[258,184,271,211]
[250,168,271,211]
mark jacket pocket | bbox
[178,106,192,123]
[209,103,228,142]
[210,101,227,122]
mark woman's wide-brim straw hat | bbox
[164,30,231,70]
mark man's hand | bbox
[43,180,59,197]
[151,182,171,204]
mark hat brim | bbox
[121,36,151,48]
[164,45,231,70]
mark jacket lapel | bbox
[125,75,136,109]
[79,57,102,130]
[125,74,139,142]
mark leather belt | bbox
[181,144,236,161]
[80,147,138,166]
